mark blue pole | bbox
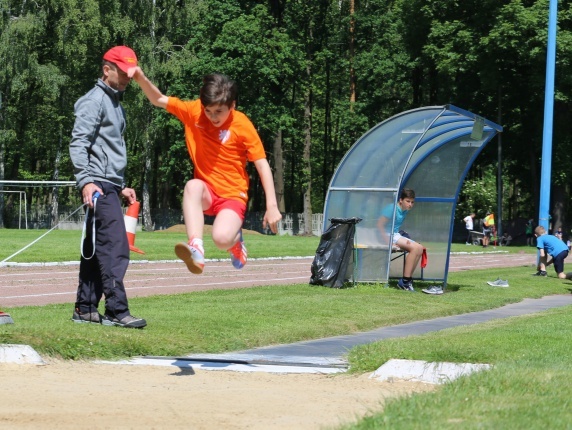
[538,0,558,233]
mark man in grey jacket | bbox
[69,45,146,328]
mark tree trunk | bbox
[349,0,356,107]
[50,126,62,228]
[0,129,5,228]
[273,130,285,213]
[303,64,313,235]
[551,183,568,234]
[142,134,154,231]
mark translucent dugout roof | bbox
[322,105,503,286]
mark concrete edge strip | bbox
[370,358,492,384]
[95,357,346,374]
[0,344,46,365]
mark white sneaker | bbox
[487,278,509,287]
[175,242,205,274]
[422,285,443,295]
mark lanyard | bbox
[80,191,100,260]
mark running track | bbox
[0,252,534,308]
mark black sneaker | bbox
[71,309,102,324]
[102,314,147,328]
[534,270,547,277]
[397,278,415,292]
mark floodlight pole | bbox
[497,87,502,239]
[538,0,558,233]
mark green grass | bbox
[0,228,320,263]
[0,227,535,263]
[1,230,568,429]
[344,308,572,429]
[1,263,570,361]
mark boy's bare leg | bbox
[182,179,211,241]
[396,238,424,278]
[212,209,243,250]
[537,254,548,272]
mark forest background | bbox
[1,0,572,236]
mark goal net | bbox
[0,180,79,229]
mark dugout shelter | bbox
[322,105,503,286]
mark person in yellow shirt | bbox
[482,212,495,247]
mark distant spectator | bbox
[482,212,494,248]
[500,232,512,246]
[555,227,563,241]
[525,219,534,246]
[463,213,476,245]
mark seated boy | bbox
[377,188,424,292]
[534,226,569,278]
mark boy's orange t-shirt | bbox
[166,97,266,204]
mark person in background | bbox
[463,212,476,245]
[525,219,535,246]
[69,46,146,328]
[500,232,512,246]
[482,212,495,248]
[555,227,563,241]
[534,225,569,278]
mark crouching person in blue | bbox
[534,225,570,279]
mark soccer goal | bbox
[0,180,77,229]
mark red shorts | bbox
[203,183,246,220]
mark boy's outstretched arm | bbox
[253,158,282,234]
[128,67,169,109]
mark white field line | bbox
[0,259,313,278]
[0,275,310,300]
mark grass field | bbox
[1,229,570,429]
[0,227,321,263]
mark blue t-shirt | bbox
[381,203,409,233]
[536,234,568,257]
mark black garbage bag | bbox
[309,217,362,288]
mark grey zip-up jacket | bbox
[69,79,127,191]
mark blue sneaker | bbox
[397,278,415,292]
[228,231,247,269]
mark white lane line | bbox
[0,260,313,278]
[0,269,309,285]
[0,276,310,299]
[126,276,310,291]
[1,291,76,299]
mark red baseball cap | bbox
[103,46,138,73]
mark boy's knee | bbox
[184,178,203,192]
[211,230,235,250]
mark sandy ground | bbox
[0,359,434,429]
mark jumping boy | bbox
[534,225,569,278]
[129,69,282,273]
[377,188,425,292]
